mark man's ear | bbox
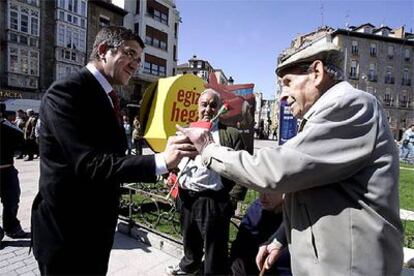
[310,60,325,88]
[97,43,109,61]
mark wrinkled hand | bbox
[256,241,284,271]
[163,135,197,170]
[176,125,215,153]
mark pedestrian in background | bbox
[23,109,37,161]
[0,102,29,243]
[133,115,143,155]
[400,124,414,162]
[123,115,133,155]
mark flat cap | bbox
[276,41,342,77]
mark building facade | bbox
[277,24,414,139]
[0,0,41,100]
[122,0,180,106]
[176,55,231,85]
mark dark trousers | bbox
[133,138,143,155]
[178,189,232,275]
[25,139,36,159]
[38,252,110,275]
[0,166,22,233]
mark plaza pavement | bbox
[1,139,414,275]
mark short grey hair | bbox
[199,88,222,107]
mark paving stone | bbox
[0,260,25,274]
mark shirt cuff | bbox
[155,153,168,175]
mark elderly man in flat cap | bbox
[178,40,403,275]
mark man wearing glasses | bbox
[31,26,197,275]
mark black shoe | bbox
[6,229,30,239]
[0,228,4,242]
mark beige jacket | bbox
[201,82,403,275]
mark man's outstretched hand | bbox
[176,125,215,153]
[163,135,198,170]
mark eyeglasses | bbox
[120,48,142,64]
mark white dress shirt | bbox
[85,63,168,175]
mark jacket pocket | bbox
[300,203,319,263]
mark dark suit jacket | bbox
[31,68,157,268]
[218,124,247,201]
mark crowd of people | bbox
[2,108,41,161]
[0,25,407,276]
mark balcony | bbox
[402,78,411,86]
[384,76,395,84]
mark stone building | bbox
[0,0,41,100]
[176,55,231,85]
[277,24,414,139]
[122,0,180,106]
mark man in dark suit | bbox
[31,26,196,275]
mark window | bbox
[144,53,167,76]
[405,49,410,61]
[59,11,65,20]
[145,26,168,50]
[99,16,110,27]
[7,46,39,76]
[80,0,86,16]
[9,48,19,72]
[368,63,377,82]
[147,0,169,25]
[10,10,18,30]
[174,23,178,38]
[9,32,18,42]
[385,66,394,84]
[399,93,408,108]
[73,0,78,13]
[8,2,40,36]
[384,93,392,106]
[369,43,377,57]
[56,64,80,80]
[80,18,86,28]
[173,45,177,61]
[387,46,394,58]
[31,17,38,35]
[20,35,28,45]
[402,68,411,86]
[21,14,29,33]
[57,23,86,51]
[29,37,37,47]
[349,60,358,79]
[30,51,38,75]
[58,0,65,8]
[351,40,358,54]
[134,23,139,34]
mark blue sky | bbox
[175,0,413,99]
